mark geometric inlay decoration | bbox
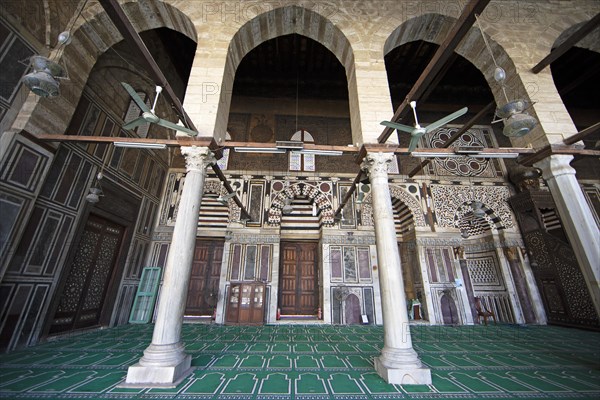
[430,184,515,230]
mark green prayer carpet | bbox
[1,324,599,399]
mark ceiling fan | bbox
[121,82,198,137]
[381,101,468,152]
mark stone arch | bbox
[214,5,359,144]
[267,182,334,227]
[548,13,600,54]
[15,0,197,137]
[360,185,426,227]
[204,180,240,222]
[382,13,531,141]
[455,201,502,237]
[429,184,515,233]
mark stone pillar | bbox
[504,247,536,324]
[534,155,600,315]
[125,146,215,387]
[361,152,431,385]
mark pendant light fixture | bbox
[475,15,538,137]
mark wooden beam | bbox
[35,134,209,147]
[563,121,600,145]
[377,0,491,143]
[518,144,600,166]
[407,101,495,177]
[99,0,251,218]
[532,12,600,74]
[98,0,196,131]
[333,171,365,218]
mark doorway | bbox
[49,214,125,334]
[279,242,319,317]
[185,239,224,317]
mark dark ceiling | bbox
[551,47,600,128]
[384,41,494,110]
[233,34,348,100]
[232,35,496,111]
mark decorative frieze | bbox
[322,235,376,245]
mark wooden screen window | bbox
[129,267,162,323]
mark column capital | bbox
[361,152,395,179]
[533,154,575,181]
[180,146,215,172]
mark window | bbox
[289,130,315,172]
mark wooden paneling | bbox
[185,239,223,316]
[279,242,318,316]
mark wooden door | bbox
[238,284,265,323]
[226,283,265,324]
[279,242,318,316]
[50,214,125,334]
[185,239,223,316]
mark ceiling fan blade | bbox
[408,136,420,153]
[156,118,198,136]
[122,117,147,130]
[425,107,468,133]
[380,120,416,134]
[121,82,151,113]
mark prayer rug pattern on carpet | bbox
[1,324,599,399]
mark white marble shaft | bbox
[362,152,432,385]
[125,146,215,386]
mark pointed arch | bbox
[15,0,197,137]
[382,13,538,145]
[360,185,426,228]
[213,5,360,144]
[267,182,334,227]
[429,184,515,232]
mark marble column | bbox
[362,152,431,385]
[125,146,215,387]
[534,155,600,316]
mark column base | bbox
[121,342,193,387]
[375,356,432,385]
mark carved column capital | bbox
[181,146,215,172]
[361,152,395,180]
[533,154,575,181]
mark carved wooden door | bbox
[185,239,223,316]
[279,242,318,316]
[50,214,124,334]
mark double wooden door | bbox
[279,242,319,316]
[185,239,223,316]
[50,214,124,334]
[226,283,265,324]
